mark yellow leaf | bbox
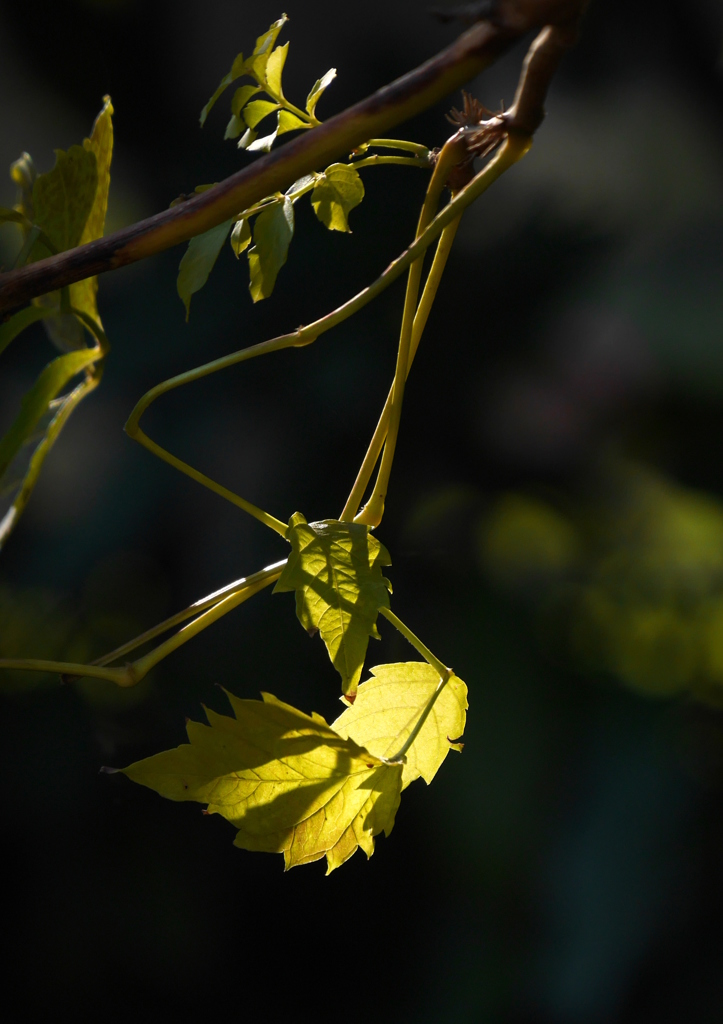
[120,690,402,873]
[274,513,392,698]
[333,662,468,789]
[71,96,114,327]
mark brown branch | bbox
[0,0,586,316]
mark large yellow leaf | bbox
[120,690,402,874]
[333,662,468,789]
[274,513,392,699]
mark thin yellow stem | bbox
[92,560,288,666]
[351,136,466,527]
[0,561,284,687]
[340,216,460,521]
[379,606,450,679]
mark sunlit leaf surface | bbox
[312,163,364,232]
[334,662,468,789]
[121,690,402,873]
[274,513,392,698]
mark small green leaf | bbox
[199,51,247,126]
[119,689,402,873]
[274,513,392,698]
[246,14,288,84]
[243,99,281,130]
[311,163,365,233]
[333,663,468,789]
[265,42,289,98]
[224,86,262,139]
[32,145,98,256]
[237,128,258,150]
[230,218,251,257]
[231,84,262,116]
[306,68,337,118]
[247,195,294,302]
[176,219,233,319]
[0,342,101,548]
[277,109,309,138]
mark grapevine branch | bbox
[0,0,586,316]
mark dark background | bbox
[1,0,723,1020]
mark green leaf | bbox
[311,163,365,233]
[32,145,98,256]
[246,14,288,84]
[176,218,233,319]
[306,67,337,118]
[274,513,392,698]
[230,218,252,256]
[265,42,289,98]
[231,84,262,117]
[333,663,468,789]
[224,85,262,139]
[119,689,402,873]
[0,344,101,549]
[199,51,247,126]
[247,195,294,302]
[68,96,114,331]
[243,99,281,129]
[277,109,309,138]
[0,373,99,551]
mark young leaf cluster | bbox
[177,14,429,315]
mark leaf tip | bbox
[99,765,119,775]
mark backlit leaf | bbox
[246,14,288,84]
[274,513,392,698]
[225,85,262,139]
[243,99,281,129]
[119,689,402,873]
[277,109,309,138]
[333,662,468,789]
[230,218,252,256]
[32,145,98,256]
[265,42,289,98]
[177,218,234,319]
[246,130,278,153]
[247,195,294,302]
[306,68,337,118]
[312,163,365,232]
[0,344,101,550]
[68,96,114,332]
[199,51,248,125]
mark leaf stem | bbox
[365,138,431,157]
[379,606,450,679]
[91,559,288,666]
[351,134,467,527]
[339,215,461,521]
[351,155,430,170]
[0,560,284,686]
[377,605,453,765]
